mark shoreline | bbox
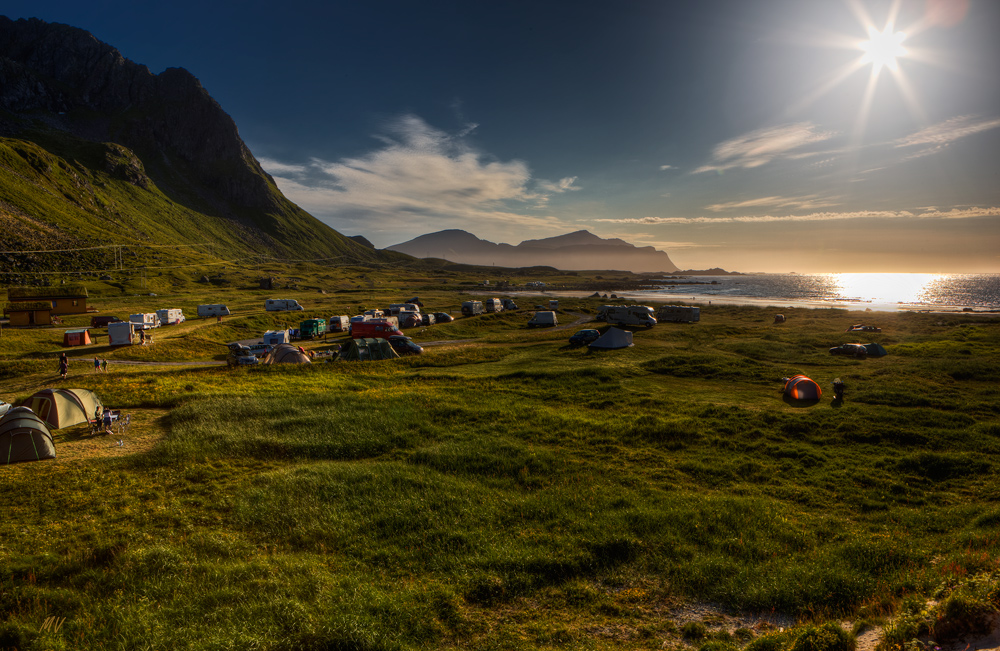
[505,290,1000,314]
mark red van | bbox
[350,321,404,339]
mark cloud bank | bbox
[259,115,573,244]
[595,206,1000,225]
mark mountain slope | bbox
[0,16,394,269]
[387,229,678,273]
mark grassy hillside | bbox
[0,131,400,278]
[0,274,998,650]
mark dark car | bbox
[569,329,602,346]
[90,315,123,328]
[432,312,454,323]
[829,343,868,359]
[846,324,881,333]
[387,335,424,355]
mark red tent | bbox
[783,375,822,400]
[63,328,93,346]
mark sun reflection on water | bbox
[829,273,943,305]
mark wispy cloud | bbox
[259,115,571,242]
[895,115,1000,148]
[704,195,839,212]
[659,164,675,171]
[595,206,1000,225]
[694,123,836,174]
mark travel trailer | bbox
[265,299,304,311]
[461,300,484,316]
[156,308,186,326]
[656,305,700,323]
[108,321,136,346]
[197,304,230,318]
[604,305,657,328]
[484,298,504,313]
[328,315,350,332]
[128,313,158,330]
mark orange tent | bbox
[783,375,822,400]
[63,328,93,346]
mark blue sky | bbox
[7,0,1000,272]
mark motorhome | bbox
[108,321,136,346]
[129,313,158,330]
[328,315,350,332]
[387,303,421,316]
[350,321,404,339]
[604,305,657,328]
[461,300,484,316]
[527,311,558,327]
[156,308,186,326]
[484,298,504,313]
[197,304,230,318]
[265,299,304,312]
[262,330,290,345]
[656,305,700,323]
[501,298,518,310]
[548,299,559,310]
[363,309,385,319]
[299,318,327,339]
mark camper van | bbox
[461,300,484,316]
[300,318,327,339]
[265,299,304,312]
[156,308,186,326]
[502,298,518,310]
[398,311,423,328]
[328,315,350,332]
[108,321,136,346]
[656,305,700,323]
[604,305,657,328]
[527,311,558,327]
[129,313,158,330]
[363,309,384,319]
[262,330,290,345]
[197,304,230,318]
[549,300,559,310]
[350,321,404,339]
[484,298,504,313]
[387,303,421,316]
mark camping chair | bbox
[118,413,131,435]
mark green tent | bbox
[1,407,56,464]
[25,388,103,429]
[339,338,400,361]
[863,342,888,357]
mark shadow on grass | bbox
[782,395,820,408]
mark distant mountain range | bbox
[388,229,678,273]
[0,16,400,277]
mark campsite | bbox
[1,266,1000,650]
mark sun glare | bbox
[860,25,906,72]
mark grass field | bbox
[1,273,998,650]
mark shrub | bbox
[682,621,708,640]
[698,641,738,651]
[790,623,855,651]
[932,593,995,641]
[746,634,787,651]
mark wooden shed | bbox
[4,301,53,326]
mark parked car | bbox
[846,324,881,333]
[227,343,260,366]
[829,343,868,358]
[432,312,454,323]
[90,315,123,328]
[569,329,601,346]
[387,335,424,355]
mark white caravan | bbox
[156,308,185,326]
[656,305,700,323]
[484,298,504,313]
[197,304,230,317]
[108,321,136,346]
[265,299,304,311]
[129,313,158,330]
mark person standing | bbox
[94,357,101,373]
[59,357,68,379]
[101,359,108,373]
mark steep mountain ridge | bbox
[0,16,390,268]
[388,229,678,273]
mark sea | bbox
[543,273,1000,312]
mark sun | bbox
[860,25,906,72]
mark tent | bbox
[863,342,888,357]
[338,338,400,361]
[589,327,634,350]
[0,407,56,464]
[24,388,103,429]
[262,343,312,364]
[783,375,822,400]
[63,328,93,346]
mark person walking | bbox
[101,359,108,373]
[94,357,101,373]
[59,357,69,379]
